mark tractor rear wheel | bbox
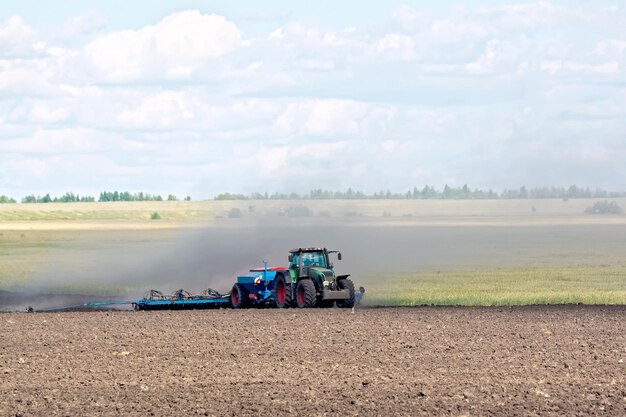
[296,279,317,308]
[231,283,250,309]
[275,274,292,308]
[336,278,355,308]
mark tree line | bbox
[20,193,96,203]
[215,185,626,201]
[97,191,191,202]
[0,191,191,204]
[1,185,625,204]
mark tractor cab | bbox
[288,247,341,277]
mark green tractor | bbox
[274,247,355,308]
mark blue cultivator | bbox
[131,288,230,310]
[68,288,230,311]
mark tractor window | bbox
[302,251,326,267]
[290,253,299,269]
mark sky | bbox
[0,0,625,199]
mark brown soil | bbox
[1,306,625,416]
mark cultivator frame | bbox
[131,288,230,310]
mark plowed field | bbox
[2,306,625,416]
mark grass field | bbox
[0,229,178,293]
[363,266,626,306]
[1,199,625,307]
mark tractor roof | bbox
[290,247,325,253]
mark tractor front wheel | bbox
[231,283,250,309]
[336,279,355,308]
[296,279,317,308]
[275,275,292,308]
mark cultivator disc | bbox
[143,289,168,301]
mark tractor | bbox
[230,247,355,309]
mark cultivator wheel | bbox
[296,279,317,308]
[231,283,250,309]
[275,274,292,308]
[336,278,355,308]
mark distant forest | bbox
[1,191,190,204]
[214,185,626,201]
[1,185,625,204]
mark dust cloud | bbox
[3,216,624,311]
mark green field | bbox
[363,266,626,306]
[1,199,625,306]
[0,229,177,293]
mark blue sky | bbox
[1,1,625,198]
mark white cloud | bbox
[594,39,626,57]
[373,34,418,61]
[476,1,562,30]
[275,99,374,137]
[0,59,57,96]
[1,3,626,196]
[390,5,431,32]
[428,18,491,43]
[0,15,38,57]
[465,40,502,74]
[294,58,335,71]
[539,60,619,75]
[268,28,284,40]
[59,10,108,39]
[0,128,107,154]
[28,103,69,124]
[273,22,352,49]
[118,91,195,129]
[58,84,104,98]
[116,91,280,132]
[264,21,364,66]
[84,11,241,82]
[12,158,49,180]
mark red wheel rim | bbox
[277,281,285,305]
[297,285,305,306]
[232,288,239,306]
